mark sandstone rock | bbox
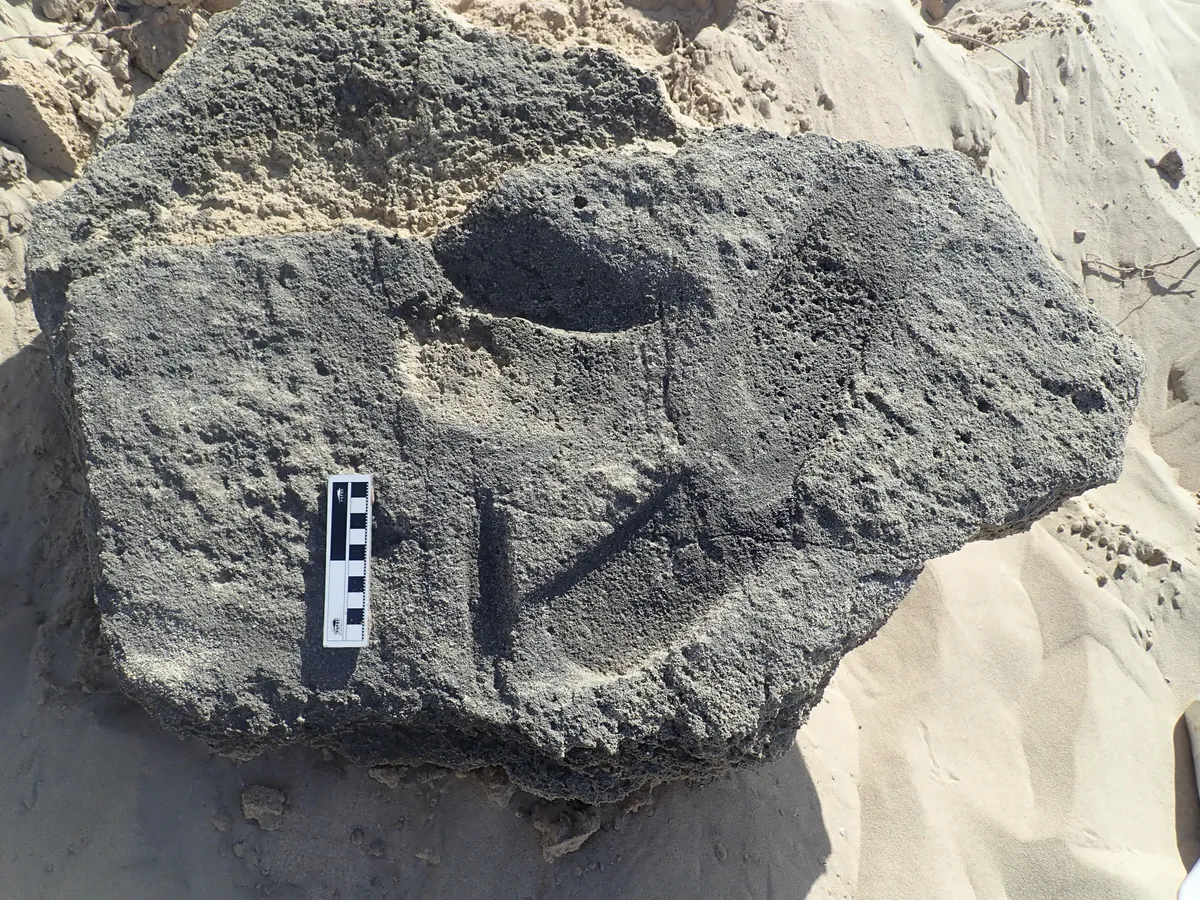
[0,144,28,186]
[35,0,77,22]
[0,57,89,175]
[29,0,1141,802]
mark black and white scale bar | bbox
[323,474,373,648]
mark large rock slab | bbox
[30,0,1142,801]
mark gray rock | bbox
[29,0,1141,802]
[124,6,194,79]
[1154,148,1186,187]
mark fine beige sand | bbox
[2,0,1199,897]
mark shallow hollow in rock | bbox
[29,0,1141,802]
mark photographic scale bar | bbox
[323,474,373,648]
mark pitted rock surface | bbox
[30,0,1141,801]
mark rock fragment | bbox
[1152,148,1186,187]
[124,6,194,78]
[34,0,76,22]
[920,0,958,21]
[0,57,90,175]
[367,765,407,788]
[531,800,603,861]
[476,767,517,807]
[0,144,27,185]
[241,786,286,831]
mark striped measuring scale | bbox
[323,474,373,648]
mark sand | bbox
[1,0,1198,897]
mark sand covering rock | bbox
[89,0,680,242]
[30,0,1140,801]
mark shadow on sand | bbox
[1176,714,1200,871]
[619,0,738,42]
[35,689,834,900]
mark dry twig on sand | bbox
[927,24,1032,86]
[1084,247,1200,292]
[0,22,134,45]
